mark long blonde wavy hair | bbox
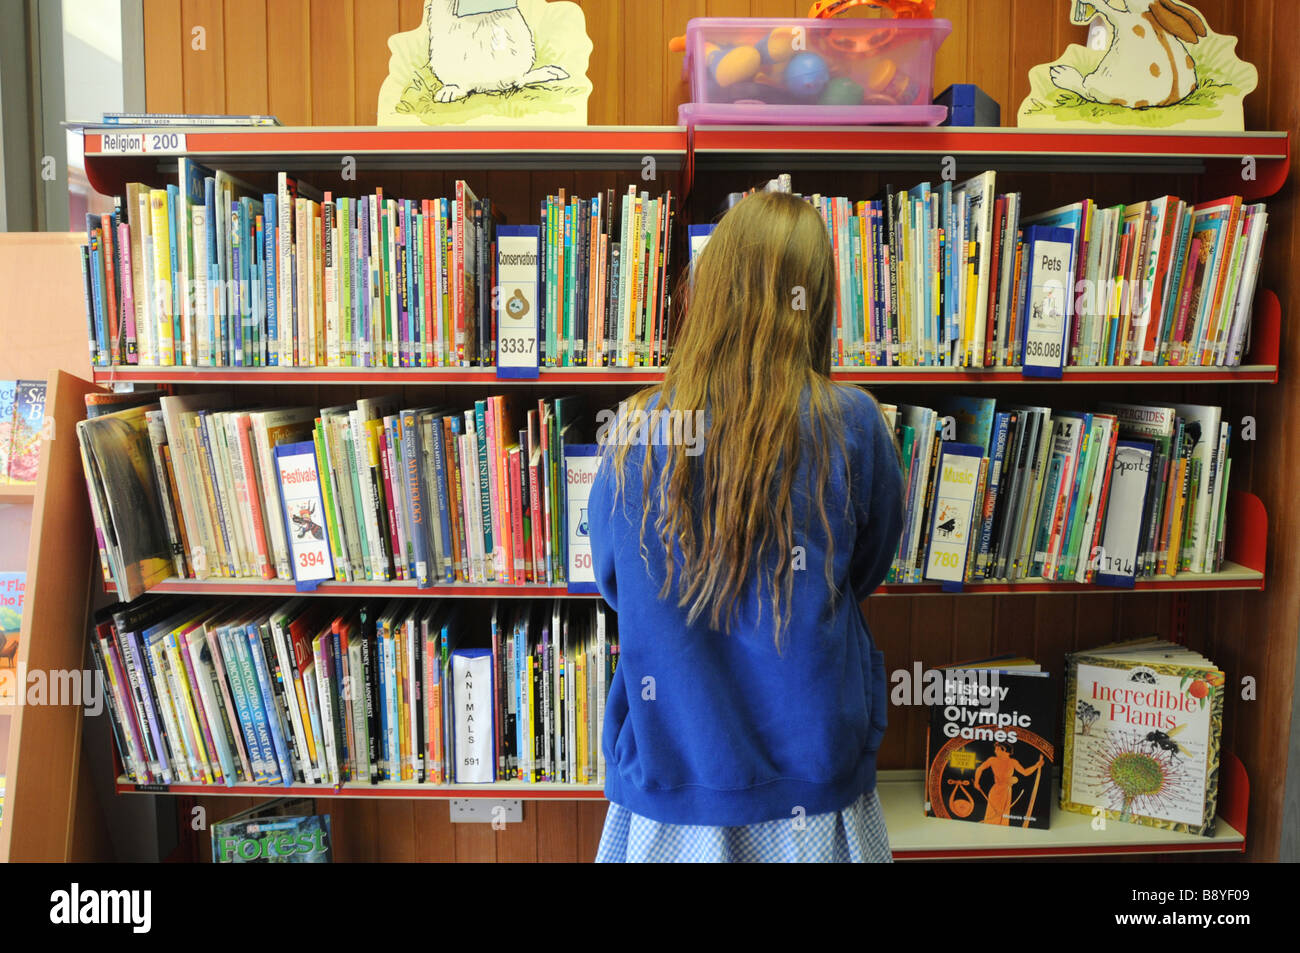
[608,190,859,650]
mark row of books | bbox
[805,173,1266,369]
[79,164,676,370]
[923,637,1223,836]
[0,379,47,485]
[76,391,590,601]
[882,397,1232,587]
[94,597,618,788]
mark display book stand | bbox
[84,125,1282,860]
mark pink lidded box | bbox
[679,16,951,126]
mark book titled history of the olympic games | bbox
[925,657,1056,830]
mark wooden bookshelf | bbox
[114,754,1249,860]
[0,485,36,503]
[82,123,1279,857]
[0,232,113,862]
[0,371,108,862]
[122,0,1297,866]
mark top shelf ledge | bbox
[79,124,1290,198]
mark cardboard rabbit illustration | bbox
[377,0,593,126]
[1017,0,1256,130]
[425,0,569,103]
[1050,0,1206,109]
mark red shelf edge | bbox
[1245,288,1281,370]
[1225,491,1267,578]
[104,579,596,598]
[91,365,1279,386]
[114,778,607,800]
[1218,750,1249,849]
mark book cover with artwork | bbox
[0,381,15,485]
[1061,638,1224,836]
[211,797,332,863]
[925,658,1056,829]
[0,572,22,702]
[75,402,173,600]
[8,379,47,484]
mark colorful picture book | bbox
[0,379,47,485]
[210,798,331,863]
[1062,637,1224,836]
[76,401,174,601]
[924,656,1056,829]
[91,597,617,788]
[79,171,675,370]
[880,396,1233,586]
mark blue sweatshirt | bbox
[589,385,904,826]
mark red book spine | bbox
[453,182,466,365]
[236,414,276,579]
[983,197,1005,368]
[443,416,467,582]
[528,451,544,583]
[100,213,120,364]
[1085,425,1120,582]
[1173,237,1204,367]
[508,449,526,584]
[423,200,435,366]
[117,222,139,364]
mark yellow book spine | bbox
[149,190,176,366]
[577,651,587,784]
[963,241,978,367]
[166,633,214,783]
[395,619,409,780]
[526,652,536,782]
[293,671,319,776]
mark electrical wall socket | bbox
[449,799,523,824]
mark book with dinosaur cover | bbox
[924,657,1056,829]
[1062,637,1224,836]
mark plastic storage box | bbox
[679,16,951,126]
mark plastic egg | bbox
[713,45,763,87]
[819,76,865,106]
[761,27,797,65]
[785,52,830,98]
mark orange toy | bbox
[806,0,936,18]
[809,0,935,56]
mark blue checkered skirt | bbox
[594,788,892,863]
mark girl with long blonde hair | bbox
[590,191,904,862]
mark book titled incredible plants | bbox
[1061,637,1224,836]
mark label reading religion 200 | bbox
[98,132,189,155]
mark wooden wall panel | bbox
[181,0,228,113]
[146,0,1102,127]
[140,0,1296,862]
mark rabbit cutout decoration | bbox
[425,0,569,103]
[1017,0,1257,131]
[377,0,593,126]
[1051,0,1206,108]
